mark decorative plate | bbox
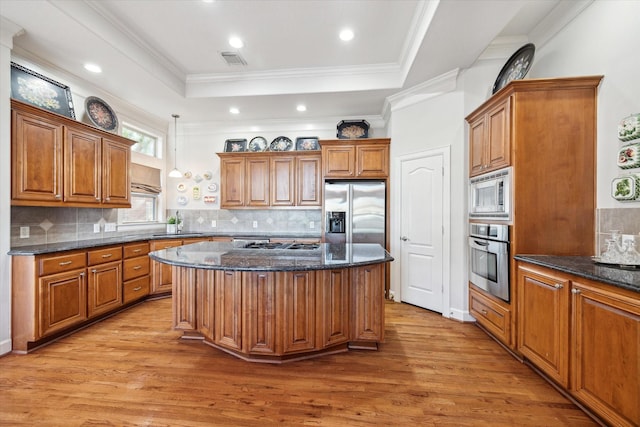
[85,96,118,132]
[224,139,247,152]
[295,136,320,151]
[492,43,535,94]
[194,174,203,183]
[177,183,187,192]
[618,114,640,142]
[337,120,369,139]
[248,136,268,152]
[203,171,213,180]
[183,171,192,179]
[207,183,218,193]
[269,136,293,151]
[611,174,640,201]
[617,143,640,169]
[177,195,189,206]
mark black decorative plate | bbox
[248,136,268,152]
[295,136,319,151]
[337,119,369,139]
[224,138,247,152]
[269,136,293,151]
[85,96,118,132]
[492,43,535,94]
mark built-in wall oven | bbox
[468,223,510,303]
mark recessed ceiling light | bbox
[84,63,102,73]
[229,37,244,49]
[229,107,240,115]
[296,105,307,112]
[202,0,214,3]
[339,29,354,42]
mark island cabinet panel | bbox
[351,263,385,343]
[215,270,243,351]
[12,109,64,203]
[87,260,122,319]
[243,271,277,355]
[279,271,316,354]
[516,264,570,388]
[64,126,101,204]
[173,266,197,331]
[39,268,87,338]
[150,239,183,295]
[571,281,640,427]
[317,269,350,348]
[196,269,216,341]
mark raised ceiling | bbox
[0,0,570,124]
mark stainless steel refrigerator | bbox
[323,181,386,247]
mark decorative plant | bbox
[167,216,177,224]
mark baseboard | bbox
[0,338,12,356]
[449,307,475,322]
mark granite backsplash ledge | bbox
[10,206,322,247]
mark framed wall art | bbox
[10,62,75,119]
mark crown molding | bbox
[397,0,441,82]
[529,0,594,49]
[0,16,23,49]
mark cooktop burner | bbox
[242,242,320,250]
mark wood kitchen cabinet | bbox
[320,138,390,179]
[571,280,639,427]
[215,270,243,351]
[351,263,385,344]
[150,239,183,295]
[218,151,322,209]
[516,264,570,388]
[469,284,512,347]
[87,246,123,318]
[467,98,510,177]
[122,242,150,304]
[243,271,277,355]
[39,266,87,339]
[279,270,316,354]
[317,269,350,348]
[11,99,134,208]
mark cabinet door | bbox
[516,265,570,388]
[102,138,131,206]
[323,145,355,178]
[571,282,639,427]
[150,240,182,294]
[64,126,101,204]
[88,260,122,318]
[485,99,510,173]
[246,156,270,206]
[243,271,277,355]
[11,110,64,203]
[39,269,87,338]
[280,271,316,353]
[173,266,197,331]
[271,156,295,206]
[356,144,389,177]
[220,157,245,207]
[123,275,150,304]
[351,264,385,342]
[296,155,322,206]
[318,269,350,347]
[215,270,242,351]
[468,116,486,176]
[197,269,216,341]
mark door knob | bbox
[400,236,409,241]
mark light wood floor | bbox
[0,298,597,427]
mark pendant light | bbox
[168,114,182,178]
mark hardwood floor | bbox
[0,298,597,427]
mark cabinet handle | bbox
[133,249,142,253]
[96,197,100,201]
[101,253,113,258]
[572,289,581,295]
[133,266,142,270]
[55,194,62,199]
[105,197,111,201]
[481,309,488,315]
[79,272,85,277]
[554,283,563,289]
[58,261,73,266]
[92,269,97,274]
[133,286,142,291]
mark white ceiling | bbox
[0,0,567,125]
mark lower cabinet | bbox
[150,239,183,295]
[280,270,316,354]
[243,271,277,355]
[122,242,150,304]
[516,261,639,427]
[352,263,385,343]
[469,284,512,347]
[39,268,87,339]
[317,269,350,347]
[87,260,122,318]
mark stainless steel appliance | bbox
[468,223,510,302]
[323,181,386,247]
[469,167,511,220]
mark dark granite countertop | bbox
[514,255,640,294]
[149,241,394,272]
[8,231,322,256]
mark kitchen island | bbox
[149,241,393,363]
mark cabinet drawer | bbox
[123,276,150,304]
[123,242,149,259]
[87,246,123,266]
[151,240,183,250]
[469,287,511,346]
[123,256,150,281]
[39,252,86,276]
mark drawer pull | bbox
[58,261,73,266]
[55,194,62,199]
[133,266,142,270]
[80,272,85,277]
[92,269,97,274]
[554,283,563,289]
[133,286,142,292]
[572,289,581,295]
[101,253,113,258]
[481,309,488,315]
[133,249,142,253]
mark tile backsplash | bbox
[596,207,640,254]
[10,206,322,247]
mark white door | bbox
[399,151,445,312]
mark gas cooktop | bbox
[243,242,320,250]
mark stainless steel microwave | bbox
[469,167,511,220]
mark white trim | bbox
[449,308,476,323]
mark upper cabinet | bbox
[218,151,322,209]
[320,138,390,179]
[11,99,134,208]
[467,98,511,176]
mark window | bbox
[120,193,158,223]
[122,124,159,158]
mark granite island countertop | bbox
[514,255,640,293]
[149,241,394,272]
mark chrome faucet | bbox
[176,210,183,234]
